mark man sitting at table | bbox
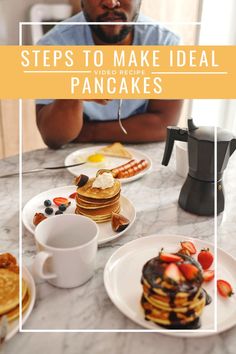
[36,0,183,149]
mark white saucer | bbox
[104,234,236,337]
[22,185,136,245]
[6,266,36,341]
[64,145,152,183]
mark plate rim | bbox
[103,234,236,337]
[64,145,153,183]
[22,185,136,245]
[6,265,36,341]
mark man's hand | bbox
[76,99,183,143]
[36,99,113,148]
[36,99,183,148]
[36,100,84,149]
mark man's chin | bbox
[96,34,123,44]
[102,37,124,44]
[101,26,123,40]
[91,25,133,44]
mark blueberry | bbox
[44,200,52,207]
[45,207,53,215]
[59,204,67,212]
[55,210,63,215]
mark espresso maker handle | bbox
[162,126,188,166]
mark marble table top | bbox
[1,142,236,354]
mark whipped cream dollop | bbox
[92,172,115,189]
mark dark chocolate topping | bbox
[202,288,212,306]
[157,317,201,330]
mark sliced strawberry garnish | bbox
[179,263,199,281]
[164,263,182,283]
[203,269,215,282]
[159,252,182,263]
[180,241,197,255]
[198,248,214,270]
[217,280,234,298]
[53,197,69,207]
[69,192,76,199]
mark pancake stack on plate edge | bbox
[141,252,211,329]
[75,176,121,223]
[0,253,31,322]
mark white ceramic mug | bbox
[33,214,98,288]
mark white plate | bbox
[22,186,136,245]
[6,266,36,341]
[104,234,236,337]
[64,146,152,183]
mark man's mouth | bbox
[101,16,125,22]
[97,11,127,23]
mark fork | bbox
[118,99,127,135]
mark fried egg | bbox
[87,154,104,163]
[74,152,123,169]
[85,153,107,168]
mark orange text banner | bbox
[0,46,235,99]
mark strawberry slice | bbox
[198,249,214,270]
[179,263,199,281]
[203,270,215,282]
[180,241,197,255]
[69,192,76,199]
[164,263,182,283]
[217,280,234,298]
[159,252,182,263]
[53,197,70,207]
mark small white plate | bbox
[104,235,236,337]
[64,146,152,183]
[22,186,136,245]
[6,266,36,341]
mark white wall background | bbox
[0,0,66,45]
[0,0,202,45]
[192,0,236,132]
[141,0,202,45]
[199,0,236,45]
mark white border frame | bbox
[19,20,218,335]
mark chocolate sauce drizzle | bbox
[141,253,212,330]
[202,288,212,306]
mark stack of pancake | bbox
[0,253,30,323]
[141,253,207,329]
[75,177,121,223]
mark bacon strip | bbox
[112,159,148,179]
